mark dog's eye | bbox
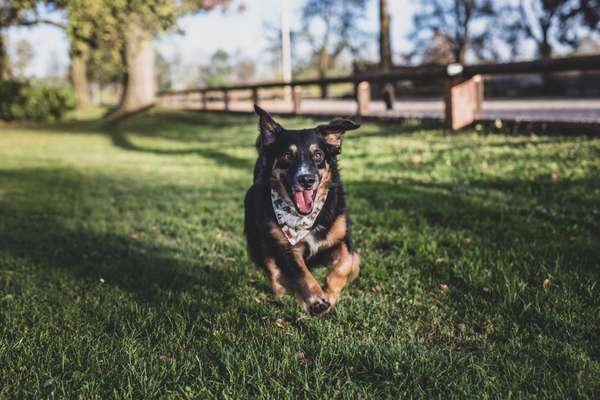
[282,151,294,161]
[313,151,323,162]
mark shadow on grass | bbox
[346,178,600,273]
[344,178,600,362]
[110,128,255,171]
[0,168,238,316]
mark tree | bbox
[199,49,231,87]
[501,0,590,59]
[13,38,33,78]
[64,0,229,116]
[0,31,10,79]
[379,0,392,70]
[0,1,38,79]
[421,31,456,64]
[409,0,496,64]
[232,55,255,83]
[0,1,95,106]
[300,0,369,80]
[576,0,599,30]
[155,52,172,92]
[262,21,299,79]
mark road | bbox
[163,97,600,124]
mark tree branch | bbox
[17,18,67,30]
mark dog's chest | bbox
[299,224,326,259]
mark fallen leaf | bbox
[275,318,285,328]
[159,354,170,363]
[439,283,449,291]
[435,257,445,265]
[411,154,424,165]
[371,284,382,294]
[254,292,267,303]
[131,232,140,240]
[543,277,551,289]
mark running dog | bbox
[244,105,360,316]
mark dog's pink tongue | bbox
[294,190,314,214]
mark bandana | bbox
[271,186,328,246]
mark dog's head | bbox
[254,104,359,215]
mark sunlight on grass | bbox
[1,109,599,398]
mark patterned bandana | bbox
[271,186,328,246]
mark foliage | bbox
[156,52,172,92]
[262,20,300,76]
[199,49,231,87]
[409,0,497,64]
[499,0,598,59]
[577,0,599,29]
[300,0,369,77]
[0,79,75,121]
[199,49,256,87]
[12,38,33,78]
[1,110,599,397]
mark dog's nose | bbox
[298,174,316,188]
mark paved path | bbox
[164,97,600,124]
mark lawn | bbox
[1,109,599,399]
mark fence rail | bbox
[158,54,600,130]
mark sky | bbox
[5,0,417,81]
[7,0,586,83]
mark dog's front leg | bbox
[264,257,287,301]
[287,244,332,316]
[324,243,360,306]
[269,224,330,316]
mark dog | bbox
[244,105,360,316]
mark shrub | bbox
[0,80,76,122]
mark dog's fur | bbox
[244,105,360,316]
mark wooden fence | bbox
[158,54,600,130]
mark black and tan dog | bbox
[244,105,360,316]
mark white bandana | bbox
[271,186,328,246]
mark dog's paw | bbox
[307,297,331,316]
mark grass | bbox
[1,109,599,399]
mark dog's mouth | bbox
[293,189,315,215]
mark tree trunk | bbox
[70,49,90,109]
[318,47,329,99]
[0,32,12,80]
[453,44,466,64]
[116,20,155,114]
[539,28,553,95]
[379,0,392,71]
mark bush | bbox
[0,80,76,122]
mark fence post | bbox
[252,88,259,106]
[444,74,484,130]
[473,75,484,119]
[355,81,370,116]
[292,86,302,114]
[320,83,328,99]
[223,90,229,110]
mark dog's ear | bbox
[317,118,360,154]
[254,104,282,148]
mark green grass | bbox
[1,109,599,399]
